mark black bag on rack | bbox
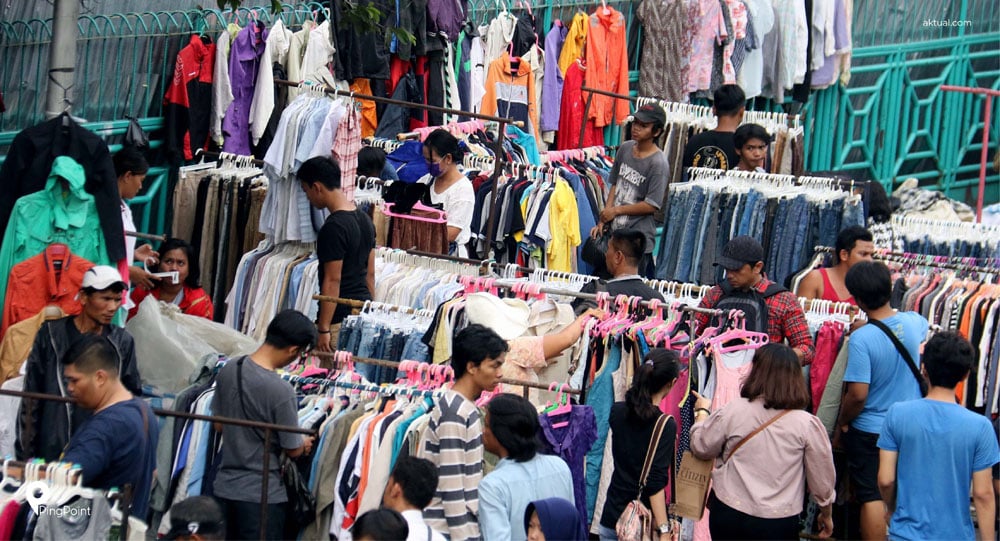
[236,358,316,534]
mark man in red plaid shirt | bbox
[693,236,815,365]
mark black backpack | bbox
[715,281,787,333]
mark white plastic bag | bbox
[126,296,257,394]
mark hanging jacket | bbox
[0,308,65,383]
[164,35,216,160]
[1,246,94,336]
[426,0,467,42]
[0,157,113,321]
[584,7,630,127]
[481,53,540,141]
[557,60,604,150]
[223,23,268,156]
[0,115,124,262]
[17,316,141,461]
[557,12,588,76]
[375,71,425,139]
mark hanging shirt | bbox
[737,0,774,98]
[250,20,291,146]
[211,25,240,146]
[222,22,268,155]
[636,0,690,102]
[558,12,588,76]
[541,24,568,132]
[548,179,582,272]
[557,60,604,150]
[164,35,216,160]
[584,7,630,128]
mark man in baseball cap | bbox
[590,102,669,279]
[692,236,816,365]
[16,265,142,462]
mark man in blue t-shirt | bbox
[61,334,158,520]
[836,261,929,540]
[877,332,998,541]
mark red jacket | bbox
[2,246,93,337]
[128,284,214,320]
[164,35,215,160]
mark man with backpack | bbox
[693,236,815,365]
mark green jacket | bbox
[0,156,112,313]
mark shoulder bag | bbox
[675,409,792,519]
[866,318,928,396]
[616,414,675,541]
[236,358,316,531]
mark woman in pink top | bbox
[690,344,836,540]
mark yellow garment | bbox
[558,13,589,76]
[0,308,65,382]
[350,78,378,138]
[547,179,581,272]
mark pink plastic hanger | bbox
[710,313,769,353]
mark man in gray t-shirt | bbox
[211,310,317,540]
[592,104,670,278]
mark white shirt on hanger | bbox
[250,20,291,145]
[301,20,337,88]
[211,28,235,146]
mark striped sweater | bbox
[419,390,484,541]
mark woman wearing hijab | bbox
[523,498,585,541]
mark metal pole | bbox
[44,0,81,119]
[939,85,1000,223]
[260,428,272,541]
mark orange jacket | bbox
[1,246,92,337]
[128,284,214,320]
[481,53,541,141]
[584,7,630,127]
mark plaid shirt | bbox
[695,278,816,364]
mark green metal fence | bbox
[805,0,1000,205]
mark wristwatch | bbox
[658,523,671,534]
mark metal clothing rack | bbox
[312,294,434,317]
[309,351,583,397]
[125,230,166,242]
[195,149,266,167]
[814,245,1000,274]
[272,79,518,260]
[0,387,313,541]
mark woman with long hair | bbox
[598,348,680,541]
[690,343,836,540]
[127,237,213,320]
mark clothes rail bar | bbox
[195,149,266,167]
[396,119,524,140]
[125,230,166,242]
[312,294,434,316]
[0,387,313,541]
[309,352,583,397]
[813,245,1000,273]
[271,79,516,260]
[489,279,731,316]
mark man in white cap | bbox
[17,265,142,461]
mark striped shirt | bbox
[419,390,484,541]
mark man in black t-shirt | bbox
[299,156,376,352]
[574,229,664,314]
[681,84,745,175]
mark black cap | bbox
[162,497,224,539]
[632,104,666,126]
[714,235,765,270]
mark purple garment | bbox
[222,22,268,155]
[538,405,597,540]
[541,23,568,132]
[811,0,850,87]
[427,0,467,41]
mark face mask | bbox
[427,161,443,178]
